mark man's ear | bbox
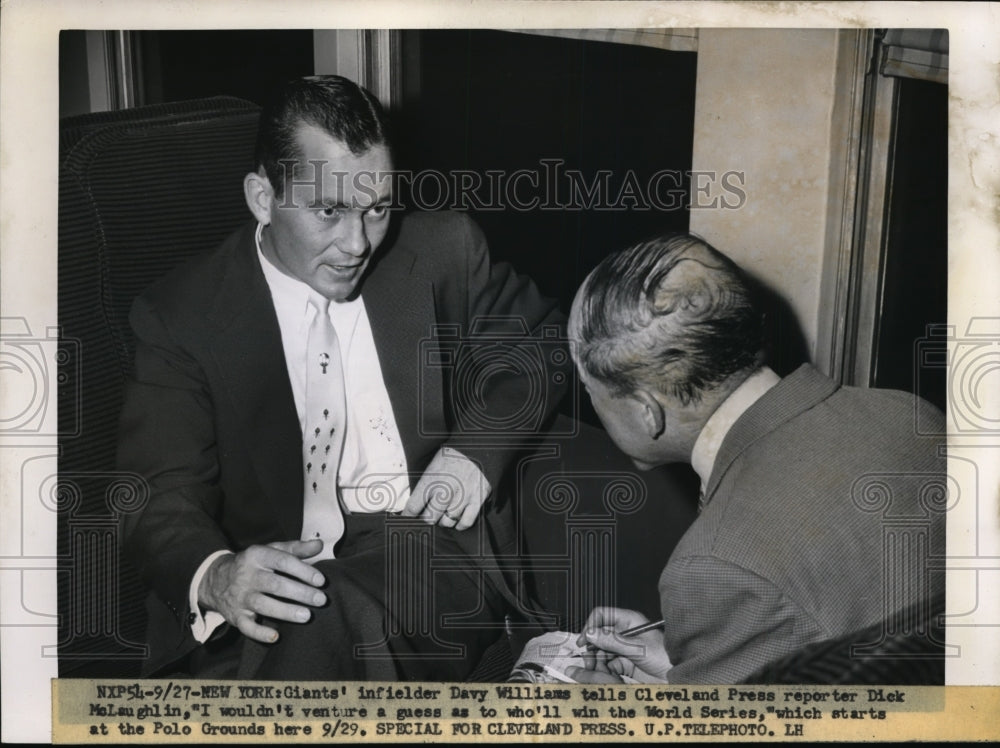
[634,389,666,440]
[244,170,274,226]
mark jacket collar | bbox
[691,366,781,496]
[702,364,839,507]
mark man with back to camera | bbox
[560,233,945,684]
[118,75,570,679]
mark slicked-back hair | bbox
[571,234,765,406]
[254,75,391,198]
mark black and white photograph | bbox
[1,1,998,744]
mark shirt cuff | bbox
[188,550,233,643]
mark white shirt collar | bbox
[255,222,313,328]
[690,366,781,493]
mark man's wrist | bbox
[190,550,232,638]
[188,550,233,644]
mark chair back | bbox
[57,97,260,675]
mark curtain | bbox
[880,29,948,85]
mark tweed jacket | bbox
[659,365,946,683]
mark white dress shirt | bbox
[690,366,781,497]
[188,222,411,641]
[255,223,410,513]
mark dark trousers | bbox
[201,513,510,680]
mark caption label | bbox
[53,680,997,743]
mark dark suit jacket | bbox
[659,365,946,683]
[118,211,569,675]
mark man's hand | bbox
[198,539,327,644]
[564,607,671,684]
[401,447,490,530]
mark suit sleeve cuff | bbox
[188,550,232,643]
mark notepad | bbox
[508,631,586,683]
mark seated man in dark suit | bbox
[562,233,945,684]
[118,75,569,679]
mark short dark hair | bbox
[571,234,765,405]
[254,75,391,198]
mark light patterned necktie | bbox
[300,293,347,561]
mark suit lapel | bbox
[207,223,304,539]
[363,240,445,481]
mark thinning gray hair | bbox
[571,234,765,405]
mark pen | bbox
[616,619,666,638]
[576,618,666,654]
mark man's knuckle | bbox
[236,618,255,637]
[246,590,267,611]
[274,554,300,577]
